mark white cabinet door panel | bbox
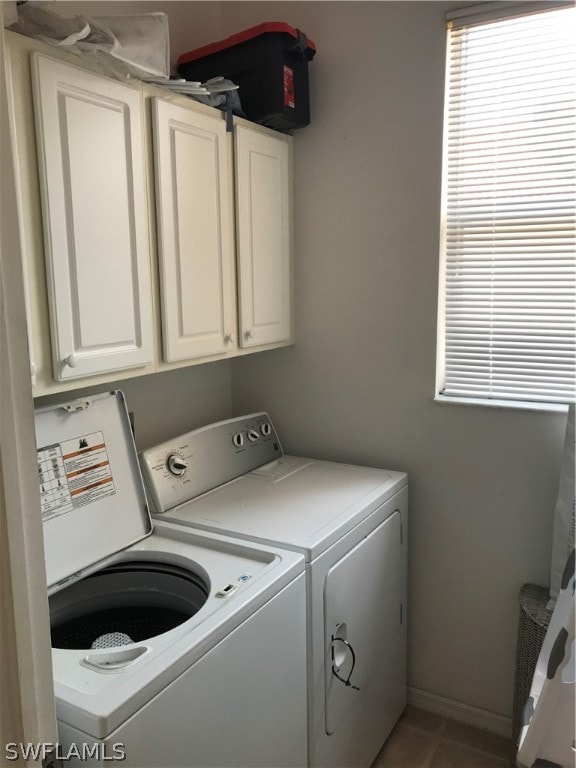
[235,125,292,347]
[152,99,236,362]
[32,54,154,380]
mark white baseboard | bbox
[408,686,513,739]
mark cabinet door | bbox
[152,98,236,362]
[31,54,154,381]
[235,125,293,348]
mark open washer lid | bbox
[35,391,152,592]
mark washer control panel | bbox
[139,412,282,514]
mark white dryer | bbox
[35,393,307,768]
[140,412,408,768]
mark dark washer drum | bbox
[49,559,209,650]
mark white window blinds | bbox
[438,4,576,405]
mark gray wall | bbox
[35,361,233,451]
[51,0,569,718]
[223,1,567,717]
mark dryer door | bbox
[324,510,404,735]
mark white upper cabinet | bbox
[152,98,236,362]
[31,53,154,381]
[7,32,295,395]
[235,125,293,348]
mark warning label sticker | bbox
[38,431,116,521]
[283,65,295,108]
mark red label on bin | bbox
[283,65,295,108]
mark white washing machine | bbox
[35,393,307,768]
[140,412,408,768]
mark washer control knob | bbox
[232,433,244,448]
[167,454,188,477]
[247,429,259,443]
[261,423,271,437]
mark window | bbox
[436,2,576,407]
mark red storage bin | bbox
[177,22,316,130]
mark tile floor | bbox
[371,706,516,768]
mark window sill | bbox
[434,394,570,414]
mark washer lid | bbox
[35,391,152,591]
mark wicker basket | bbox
[512,584,553,744]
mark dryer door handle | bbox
[330,636,360,691]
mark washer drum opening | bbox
[49,559,209,650]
